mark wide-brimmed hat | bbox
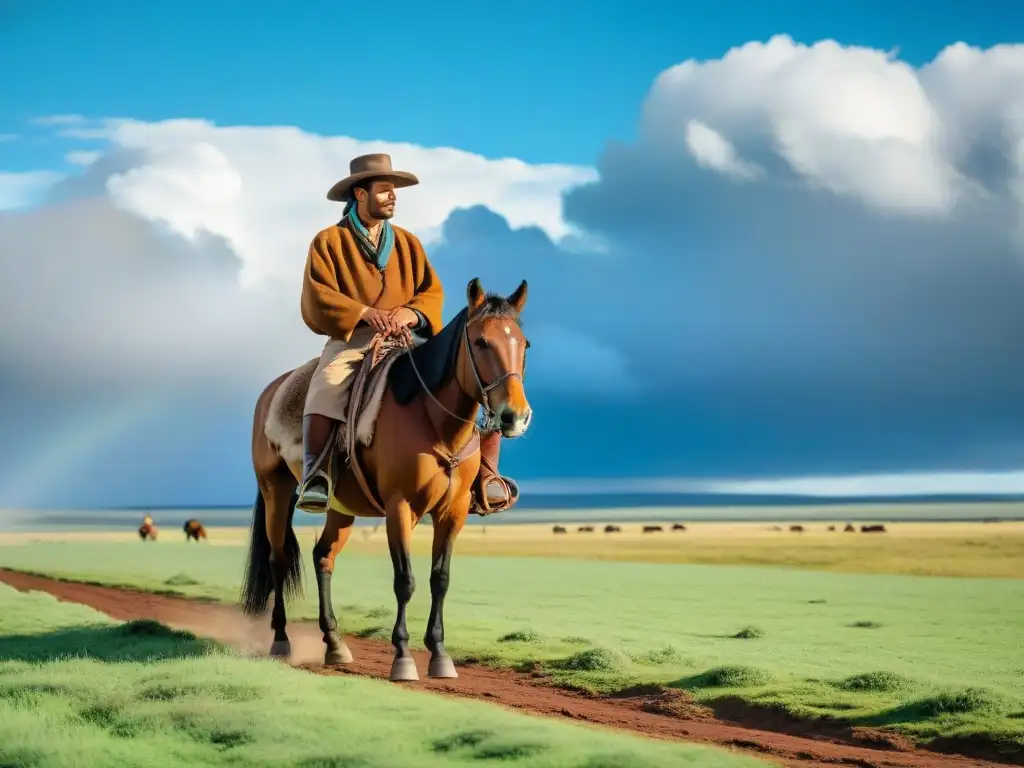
[326,153,420,202]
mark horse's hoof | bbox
[389,657,419,682]
[427,655,458,679]
[325,642,353,665]
[269,640,291,659]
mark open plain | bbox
[0,511,1021,766]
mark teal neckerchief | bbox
[343,199,394,270]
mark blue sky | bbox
[0,0,1015,169]
[1,0,1024,507]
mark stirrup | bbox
[472,475,520,516]
[296,468,332,514]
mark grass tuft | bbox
[632,646,685,666]
[676,665,776,689]
[733,626,765,639]
[915,688,1009,717]
[838,671,915,693]
[163,573,201,587]
[499,629,541,643]
[551,647,626,673]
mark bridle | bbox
[408,313,527,429]
[461,321,529,425]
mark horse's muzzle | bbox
[498,406,531,438]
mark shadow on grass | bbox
[0,619,220,663]
[855,687,1011,728]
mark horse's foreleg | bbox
[313,510,355,665]
[424,508,466,678]
[386,497,418,682]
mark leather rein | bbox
[412,319,526,430]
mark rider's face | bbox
[363,181,397,220]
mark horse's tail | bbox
[239,487,302,616]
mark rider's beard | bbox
[368,197,396,220]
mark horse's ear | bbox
[467,278,485,313]
[507,280,528,313]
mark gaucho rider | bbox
[297,153,519,516]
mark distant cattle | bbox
[577,525,594,533]
[671,523,686,531]
[861,524,887,533]
[183,519,207,542]
[827,525,836,532]
[604,525,621,534]
[789,525,805,533]
[552,525,567,534]
[844,524,856,532]
[642,525,663,533]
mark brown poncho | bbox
[301,223,444,342]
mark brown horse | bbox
[183,519,207,541]
[138,514,158,541]
[240,278,531,681]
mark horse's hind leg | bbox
[313,509,356,665]
[263,472,301,658]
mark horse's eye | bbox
[474,337,490,350]
[524,339,531,349]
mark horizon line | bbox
[519,469,1024,497]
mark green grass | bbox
[1,539,1023,751]
[0,583,763,767]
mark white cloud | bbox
[0,171,62,210]
[684,120,762,180]
[65,151,101,166]
[31,114,85,126]
[0,119,596,391]
[642,35,1024,217]
[546,36,1024,409]
[918,42,1024,241]
[58,127,114,139]
[65,118,597,288]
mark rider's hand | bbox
[387,309,415,346]
[390,307,419,329]
[360,307,399,336]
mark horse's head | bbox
[459,278,532,438]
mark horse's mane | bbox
[387,294,521,406]
[470,294,522,325]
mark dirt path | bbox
[1,568,1017,768]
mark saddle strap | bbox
[432,429,482,513]
[345,336,390,516]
